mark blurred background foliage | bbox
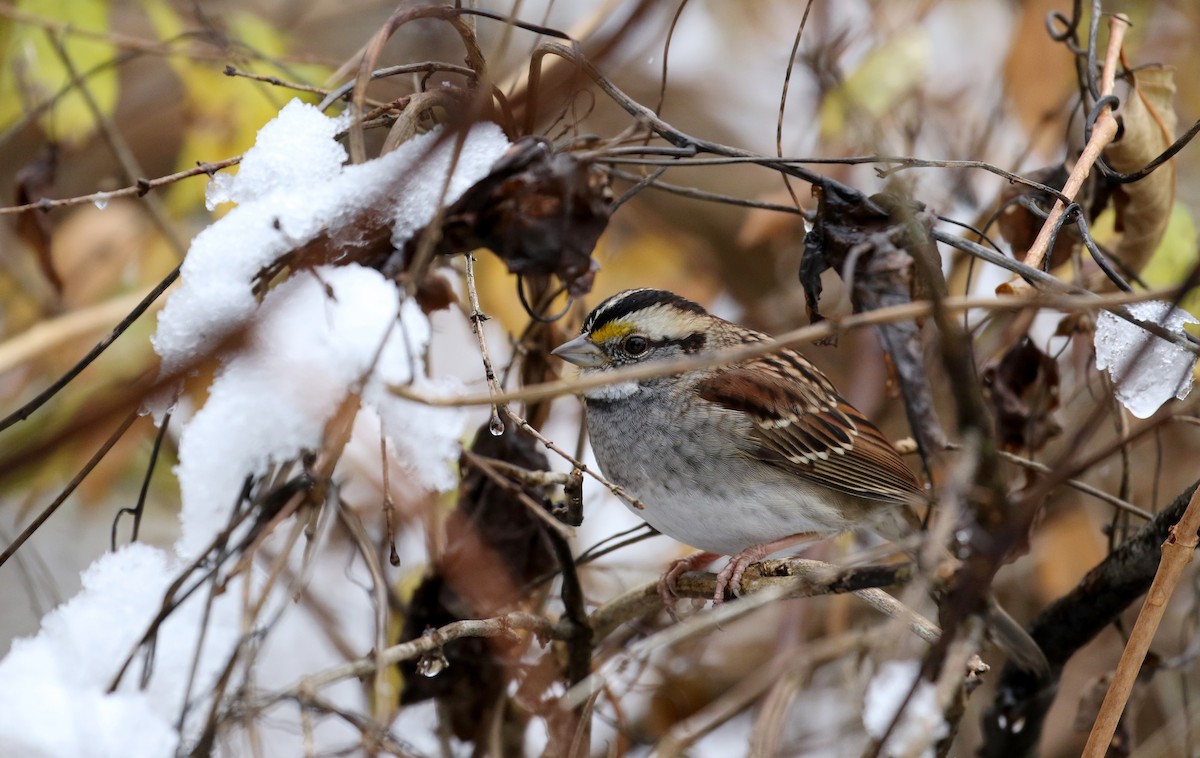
[1,1,1199,755]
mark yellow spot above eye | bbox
[591,321,635,344]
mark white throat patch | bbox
[583,380,640,401]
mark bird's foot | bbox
[659,551,719,618]
[713,533,821,604]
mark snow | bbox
[1094,300,1198,418]
[0,544,246,757]
[152,99,509,377]
[174,265,468,558]
[863,660,948,758]
[0,98,510,757]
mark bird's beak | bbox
[552,334,607,368]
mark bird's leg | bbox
[660,551,720,617]
[714,532,820,604]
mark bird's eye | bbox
[623,335,649,356]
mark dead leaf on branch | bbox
[1097,66,1178,287]
[420,137,612,297]
[981,338,1061,455]
[257,136,611,301]
[398,422,558,743]
[14,144,61,295]
[995,163,1090,271]
[801,183,946,455]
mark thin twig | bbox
[255,612,556,706]
[222,64,331,98]
[992,449,1152,520]
[390,287,1190,409]
[0,288,167,376]
[460,449,574,539]
[0,158,241,215]
[336,503,398,731]
[0,411,140,569]
[463,254,506,435]
[45,30,187,256]
[0,265,179,433]
[505,410,648,510]
[661,632,870,756]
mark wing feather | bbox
[697,353,923,503]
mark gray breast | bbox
[584,385,855,555]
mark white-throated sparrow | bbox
[554,288,1048,672]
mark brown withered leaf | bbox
[14,144,61,294]
[426,137,610,297]
[1097,67,1178,287]
[801,183,945,455]
[252,137,609,302]
[996,164,1090,270]
[408,269,457,314]
[981,338,1061,454]
[398,422,557,744]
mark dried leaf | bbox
[429,137,611,297]
[398,423,557,742]
[802,184,945,454]
[410,270,457,314]
[1100,67,1178,283]
[13,145,60,293]
[995,164,1083,269]
[1001,0,1076,152]
[981,338,1061,454]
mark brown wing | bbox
[696,351,923,503]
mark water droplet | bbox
[92,192,109,210]
[417,649,448,677]
[488,411,505,436]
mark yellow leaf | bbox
[1141,203,1200,316]
[0,0,118,145]
[819,29,931,139]
[138,0,330,215]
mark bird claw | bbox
[713,548,765,603]
[659,552,719,617]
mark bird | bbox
[553,287,1048,673]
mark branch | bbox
[997,14,1130,294]
[981,478,1200,758]
[1082,484,1200,755]
[389,287,1191,409]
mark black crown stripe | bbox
[582,289,707,334]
